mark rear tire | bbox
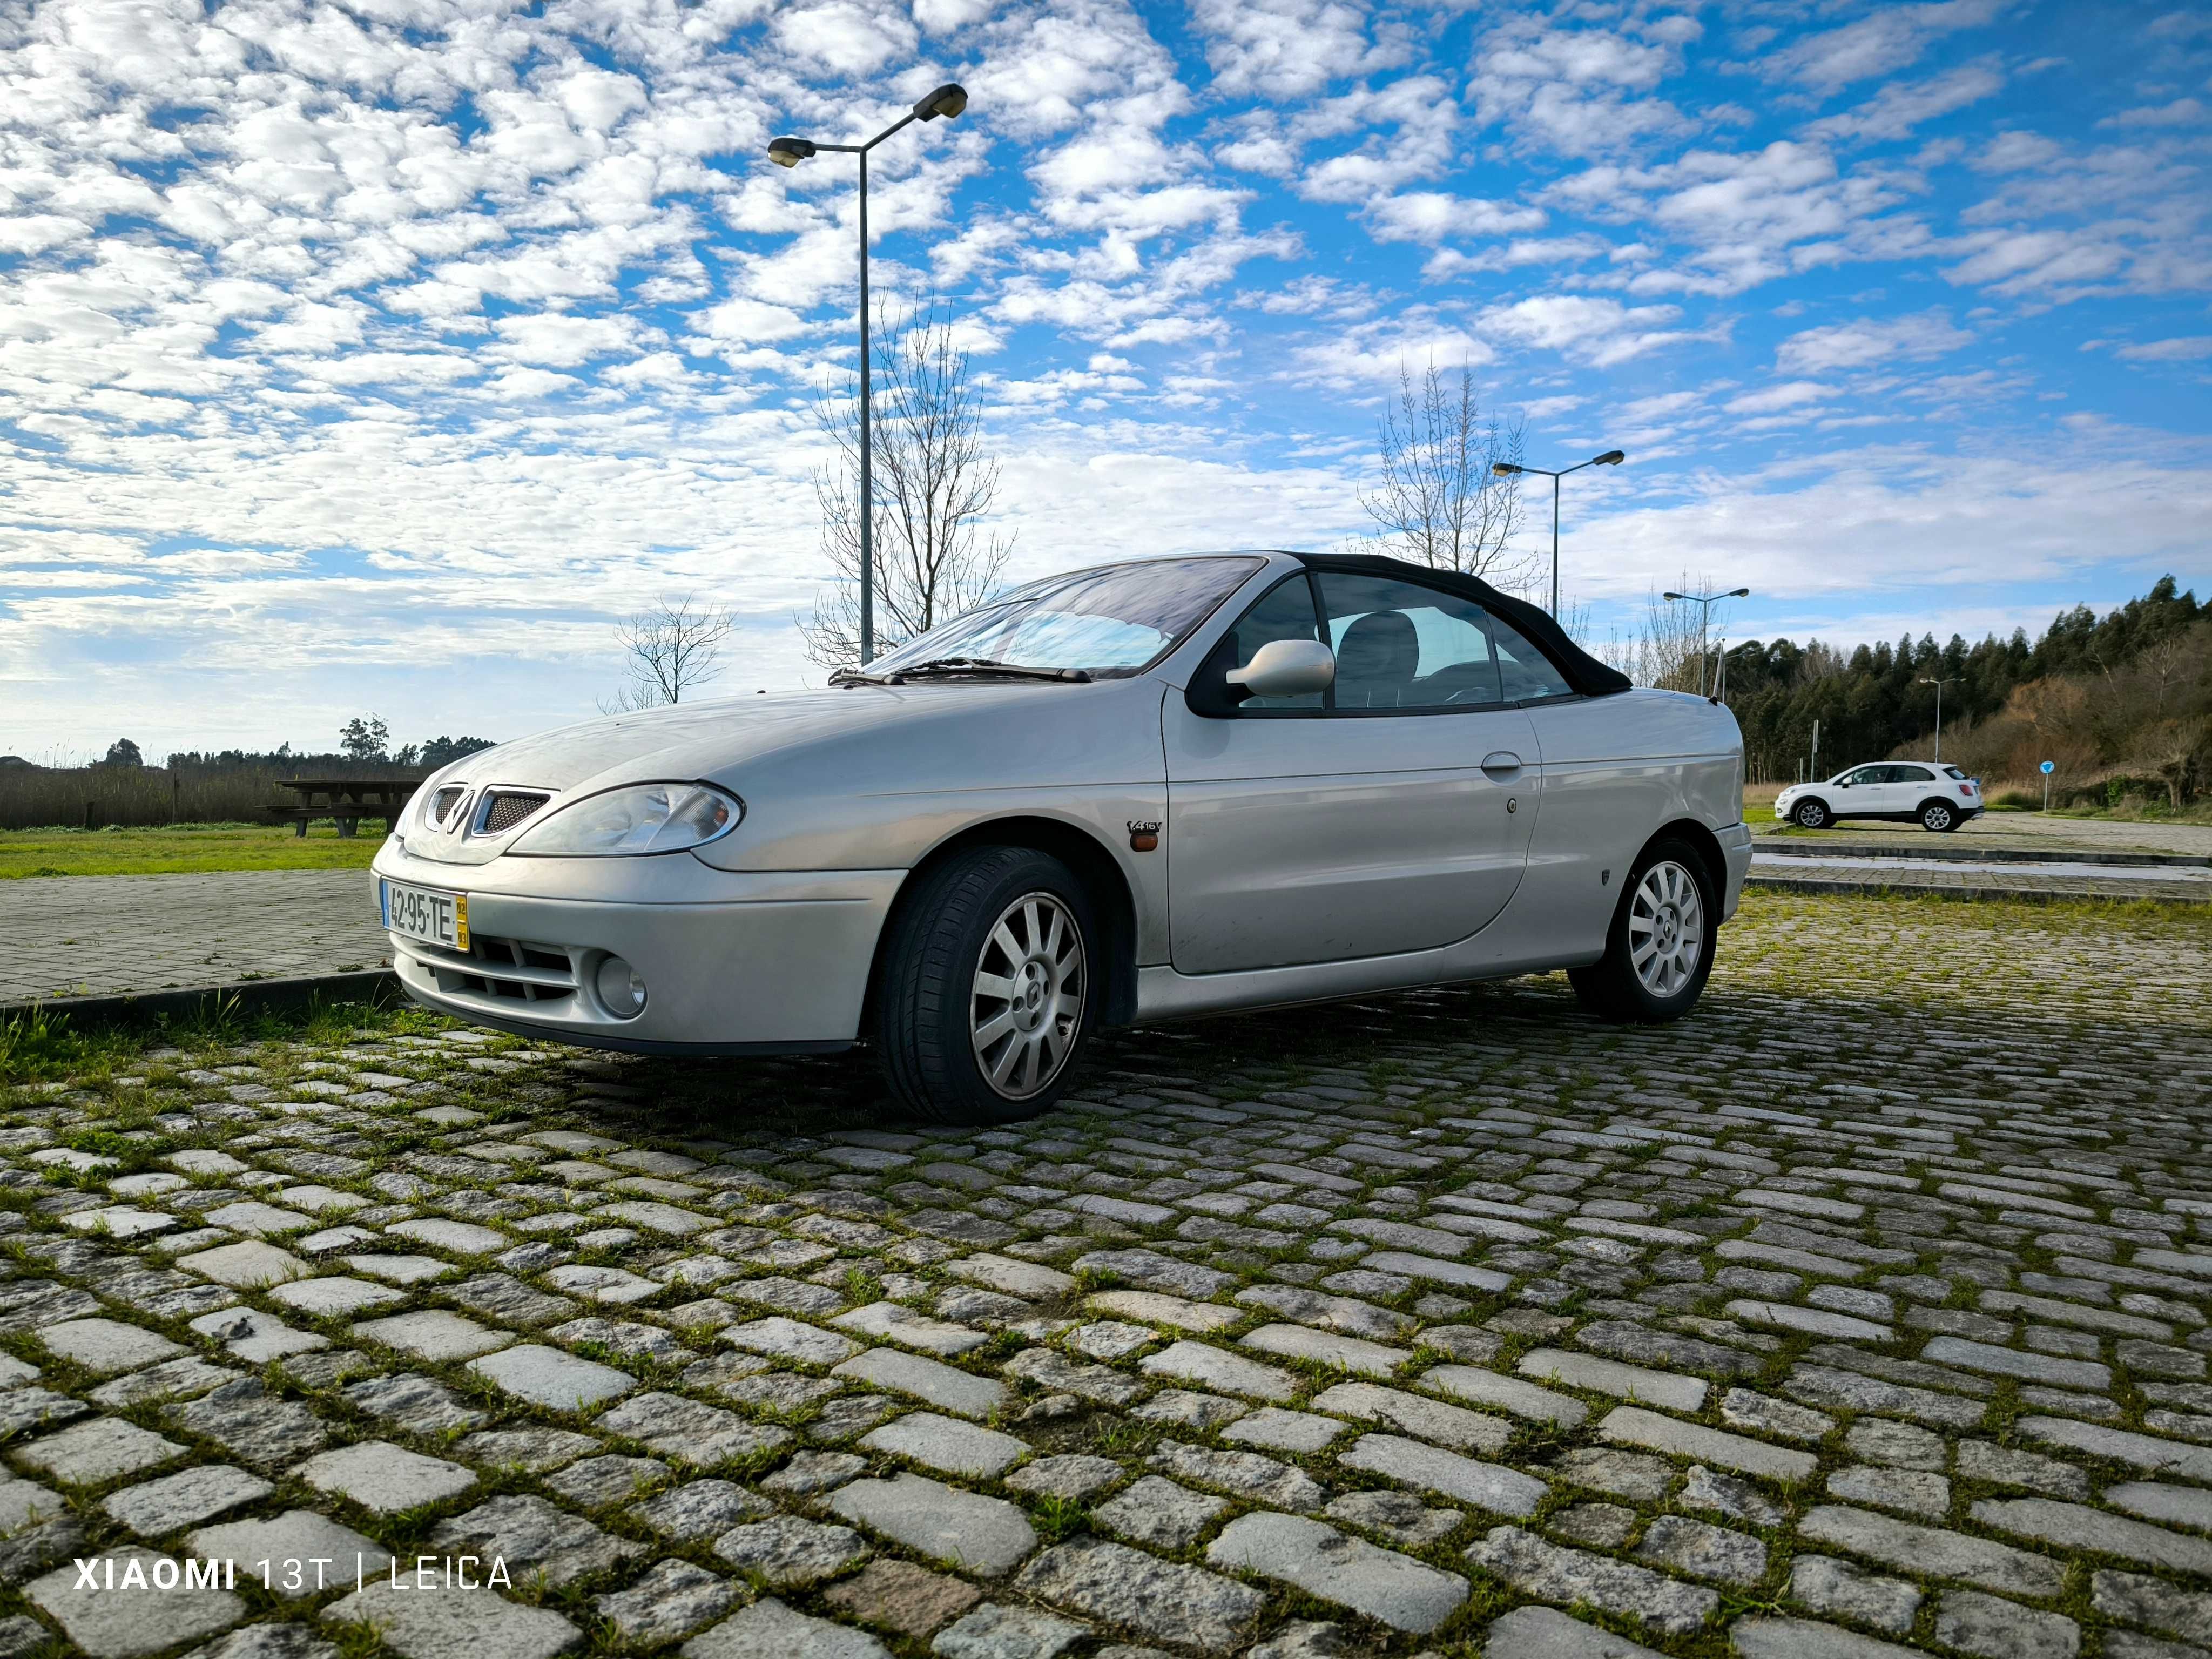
[876,846,1097,1125]
[1919,800,1958,833]
[1792,799,1830,829]
[1570,838,1718,1024]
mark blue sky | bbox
[2,0,2207,759]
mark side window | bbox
[1895,766,1934,783]
[1315,572,1501,709]
[1844,767,1881,785]
[1204,575,1324,712]
[1487,615,1575,701]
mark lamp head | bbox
[766,137,817,168]
[1594,449,1626,466]
[1730,586,1750,597]
[914,83,968,120]
[1662,592,1685,602]
[1491,462,1523,476]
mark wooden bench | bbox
[271,778,423,839]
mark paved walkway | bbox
[0,894,2203,1657]
[1757,811,2212,858]
[1746,849,2212,905]
[0,871,386,1004]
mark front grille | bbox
[404,933,577,1006]
[478,791,550,834]
[430,786,467,826]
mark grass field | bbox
[0,822,387,879]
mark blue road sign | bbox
[2041,760,2055,774]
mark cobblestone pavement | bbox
[0,872,387,1006]
[0,891,2209,1659]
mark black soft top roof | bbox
[1292,551,1633,699]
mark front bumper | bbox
[1716,821,1754,921]
[372,841,902,1052]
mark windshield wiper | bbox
[885,658,1092,684]
[828,666,892,686]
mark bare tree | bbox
[602,595,736,713]
[802,300,1014,670]
[1359,356,1530,585]
[1603,577,1713,694]
[2141,633,2193,715]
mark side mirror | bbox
[1227,638,1334,700]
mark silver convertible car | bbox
[372,552,1752,1123]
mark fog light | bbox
[595,955,647,1018]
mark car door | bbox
[1163,567,1541,975]
[1834,765,1885,817]
[1889,764,1937,815]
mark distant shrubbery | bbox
[0,728,497,831]
[1721,576,2209,807]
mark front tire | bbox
[1569,839,1718,1024]
[1792,799,1830,829]
[876,847,1097,1125]
[1919,800,1958,833]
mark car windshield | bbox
[865,557,1265,679]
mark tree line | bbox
[1710,577,2207,794]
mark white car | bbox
[1776,763,1983,833]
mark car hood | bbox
[406,682,1115,865]
[460,690,922,794]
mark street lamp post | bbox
[1493,449,1624,617]
[1662,587,1751,698]
[1918,675,1959,764]
[770,82,969,666]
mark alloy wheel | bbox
[970,891,1085,1099]
[1629,859,1705,999]
[1924,804,1953,831]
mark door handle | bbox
[1482,751,1523,780]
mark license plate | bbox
[382,880,469,950]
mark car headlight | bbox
[506,783,743,857]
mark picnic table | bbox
[272,778,422,838]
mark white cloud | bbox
[1725,380,1833,414]
[1286,320,1495,388]
[1471,18,1694,158]
[1776,311,1972,373]
[1584,443,2212,605]
[1761,0,2009,95]
[2116,336,2212,362]
[1191,0,1393,100]
[1365,192,1547,245]
[2100,98,2206,130]
[1478,294,1695,367]
[773,2,919,75]
[1804,60,2006,145]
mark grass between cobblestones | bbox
[0,887,2203,1657]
